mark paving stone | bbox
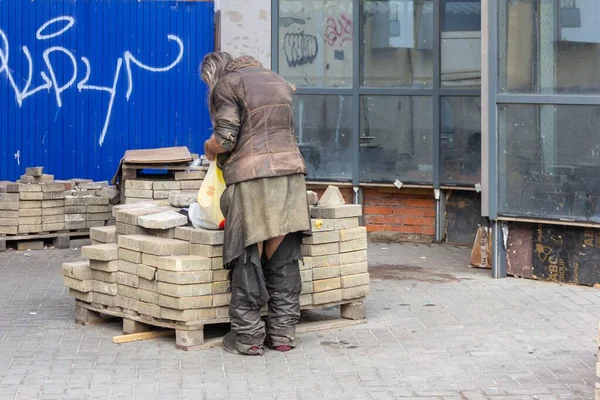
[92,292,117,307]
[93,281,118,296]
[302,242,339,256]
[189,244,223,258]
[117,284,139,299]
[212,269,229,282]
[125,180,153,190]
[18,208,41,217]
[138,289,159,304]
[42,207,65,216]
[342,285,369,300]
[300,269,313,282]
[301,282,313,294]
[212,281,230,294]
[145,227,177,239]
[300,294,312,306]
[92,270,117,283]
[63,276,93,292]
[117,295,137,310]
[175,170,206,181]
[41,183,65,192]
[65,220,87,230]
[0,226,17,235]
[81,243,118,261]
[0,210,18,218]
[18,224,42,233]
[118,248,142,263]
[117,234,148,251]
[42,222,65,231]
[138,301,161,318]
[97,186,120,204]
[157,294,213,310]
[313,277,342,292]
[318,185,346,207]
[312,266,341,280]
[124,189,153,199]
[168,191,197,207]
[153,190,176,200]
[340,261,369,276]
[138,211,187,230]
[175,226,224,245]
[211,257,224,270]
[42,214,64,224]
[65,205,87,214]
[68,288,94,303]
[17,240,45,251]
[138,277,158,292]
[115,222,147,236]
[307,190,319,206]
[0,193,20,202]
[157,282,212,297]
[41,200,65,208]
[156,270,212,285]
[303,230,340,245]
[339,249,368,265]
[61,261,93,281]
[137,264,157,280]
[215,305,229,318]
[117,272,139,288]
[19,200,41,209]
[310,204,362,219]
[340,273,370,288]
[160,307,216,322]
[79,181,108,190]
[89,226,117,243]
[138,236,189,256]
[153,181,180,190]
[0,201,19,211]
[70,238,92,249]
[180,180,203,190]
[87,212,112,221]
[313,289,342,305]
[89,260,119,273]
[25,166,43,177]
[65,214,86,222]
[212,293,231,307]
[303,254,339,268]
[142,254,210,271]
[116,260,139,275]
[85,196,110,205]
[19,192,44,200]
[115,206,172,225]
[339,226,367,242]
[87,205,110,213]
[0,218,19,226]
[42,191,65,200]
[18,184,42,192]
[339,238,368,253]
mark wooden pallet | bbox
[0,230,90,251]
[75,299,367,351]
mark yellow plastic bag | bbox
[191,161,225,230]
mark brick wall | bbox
[306,184,436,242]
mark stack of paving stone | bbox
[18,168,66,234]
[123,168,206,204]
[62,186,369,349]
[0,182,21,236]
[64,180,114,230]
[303,185,370,305]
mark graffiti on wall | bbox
[325,13,353,47]
[283,32,319,68]
[0,16,184,147]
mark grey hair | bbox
[200,51,233,122]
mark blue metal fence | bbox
[0,0,214,181]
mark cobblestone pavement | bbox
[0,242,598,400]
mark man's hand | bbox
[204,140,216,161]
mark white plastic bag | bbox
[189,161,225,230]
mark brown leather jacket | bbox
[211,56,307,185]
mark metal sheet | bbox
[0,0,214,181]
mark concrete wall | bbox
[217,0,272,68]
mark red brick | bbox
[404,217,433,226]
[366,224,392,233]
[421,225,436,236]
[403,198,434,208]
[392,207,423,216]
[422,208,436,217]
[364,206,392,215]
[391,225,420,234]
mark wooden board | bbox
[445,191,485,245]
[506,223,534,279]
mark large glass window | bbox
[361,0,434,87]
[294,95,353,180]
[360,96,433,183]
[441,0,481,87]
[499,0,600,94]
[498,104,600,222]
[279,0,353,87]
[440,97,481,185]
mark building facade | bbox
[216,0,600,285]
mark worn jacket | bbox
[211,56,307,185]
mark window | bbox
[499,0,600,94]
[360,96,433,183]
[279,0,353,87]
[293,95,353,181]
[361,0,434,88]
[498,104,600,222]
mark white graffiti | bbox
[0,16,185,146]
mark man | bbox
[200,51,310,355]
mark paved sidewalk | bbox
[0,242,598,400]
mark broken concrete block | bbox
[63,276,93,292]
[303,254,339,268]
[175,226,224,245]
[168,191,197,208]
[89,260,119,273]
[310,204,362,219]
[117,272,139,288]
[89,226,117,243]
[160,307,215,322]
[340,261,368,276]
[302,242,339,257]
[137,264,157,280]
[69,288,94,303]
[342,285,369,300]
[125,180,153,190]
[119,248,143,264]
[138,211,187,230]
[62,260,93,280]
[339,238,368,253]
[153,181,180,191]
[157,282,212,297]
[312,266,341,280]
[189,244,223,258]
[302,230,339,245]
[26,166,43,177]
[92,270,117,283]
[339,250,368,265]
[341,273,370,288]
[93,281,118,296]
[118,260,139,275]
[124,189,153,199]
[307,191,319,206]
[179,180,203,190]
[313,277,341,292]
[19,184,42,193]
[138,236,189,256]
[175,170,206,181]
[20,192,44,201]
[81,243,119,261]
[318,186,346,207]
[41,183,65,192]
[97,186,120,204]
[157,294,213,310]
[144,254,210,272]
[313,289,342,305]
[156,270,212,285]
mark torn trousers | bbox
[228,232,303,351]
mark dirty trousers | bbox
[228,233,303,352]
